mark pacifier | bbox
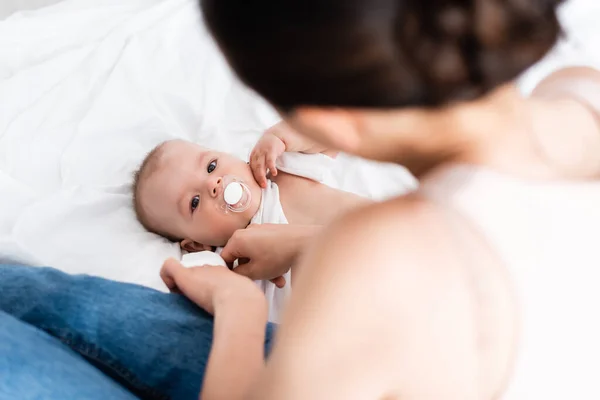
[218,175,252,214]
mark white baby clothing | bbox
[247,152,335,323]
[248,180,289,323]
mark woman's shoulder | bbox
[526,66,600,179]
[321,194,455,263]
[325,193,469,257]
[263,194,515,399]
[531,66,600,107]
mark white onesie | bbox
[248,152,335,323]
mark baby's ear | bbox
[180,239,212,253]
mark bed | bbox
[0,0,598,290]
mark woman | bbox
[2,0,600,399]
[184,0,599,398]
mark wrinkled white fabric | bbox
[249,180,289,323]
[0,0,416,289]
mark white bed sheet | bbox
[0,0,598,290]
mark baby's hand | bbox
[251,121,335,187]
[250,127,286,188]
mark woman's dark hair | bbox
[201,0,564,109]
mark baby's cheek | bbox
[210,214,239,241]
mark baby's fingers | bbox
[250,153,268,188]
[270,276,286,288]
[266,152,278,177]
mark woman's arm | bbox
[202,298,267,400]
[247,197,502,399]
[160,261,269,400]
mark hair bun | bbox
[204,0,564,109]
[397,0,564,104]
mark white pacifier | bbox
[181,251,227,268]
[224,182,244,206]
[219,175,251,213]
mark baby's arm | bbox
[250,121,337,187]
[268,120,335,155]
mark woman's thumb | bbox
[232,262,256,280]
[160,258,185,292]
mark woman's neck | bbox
[375,83,587,180]
[396,85,532,178]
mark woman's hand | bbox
[161,259,269,400]
[221,224,320,284]
[160,258,267,315]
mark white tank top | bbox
[420,163,600,398]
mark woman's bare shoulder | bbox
[255,195,502,400]
[528,66,600,179]
[532,66,600,98]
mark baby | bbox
[133,122,369,321]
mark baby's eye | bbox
[207,160,217,174]
[191,195,200,212]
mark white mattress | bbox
[0,0,597,290]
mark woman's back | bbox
[421,164,600,398]
[246,71,600,400]
[200,2,600,397]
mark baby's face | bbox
[139,140,261,247]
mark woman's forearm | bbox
[201,299,268,400]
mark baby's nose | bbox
[209,177,223,198]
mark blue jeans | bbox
[0,265,275,400]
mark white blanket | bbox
[0,0,417,290]
[0,0,598,290]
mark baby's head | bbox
[133,139,262,251]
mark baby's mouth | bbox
[214,175,252,213]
